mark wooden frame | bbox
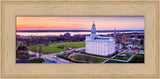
[0,0,159,79]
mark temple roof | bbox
[95,36,115,41]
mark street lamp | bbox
[53,55,57,62]
[53,55,57,58]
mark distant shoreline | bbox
[16,30,144,32]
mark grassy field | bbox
[29,42,85,54]
[57,53,83,63]
[16,53,34,58]
[113,55,130,60]
[71,54,106,63]
[28,58,45,63]
[81,53,111,58]
[112,52,134,60]
[105,60,126,63]
[58,53,72,59]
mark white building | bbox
[85,22,116,56]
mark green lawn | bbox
[57,53,82,63]
[113,52,135,60]
[134,41,142,46]
[16,53,34,58]
[49,42,85,48]
[81,53,111,58]
[29,42,85,54]
[71,54,106,63]
[28,58,45,63]
[106,54,144,63]
[58,53,72,59]
[113,55,130,60]
[105,60,126,63]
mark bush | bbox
[18,45,28,51]
[16,53,34,58]
[28,58,45,63]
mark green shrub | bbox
[28,58,45,63]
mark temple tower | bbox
[91,22,96,40]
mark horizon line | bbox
[16,30,144,33]
[16,29,144,31]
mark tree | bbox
[17,45,29,63]
[18,46,22,51]
[38,46,42,63]
[63,50,68,58]
[115,51,119,54]
[138,56,144,63]
[32,46,37,59]
[85,56,90,63]
[121,34,127,43]
[16,49,19,54]
[26,40,30,46]
[45,41,49,46]
[140,39,144,46]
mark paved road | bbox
[28,47,85,63]
[126,53,136,62]
[102,54,118,63]
[102,53,137,63]
[109,53,137,63]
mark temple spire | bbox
[91,21,96,40]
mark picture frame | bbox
[0,0,159,79]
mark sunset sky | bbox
[16,16,144,30]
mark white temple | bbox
[85,22,116,56]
